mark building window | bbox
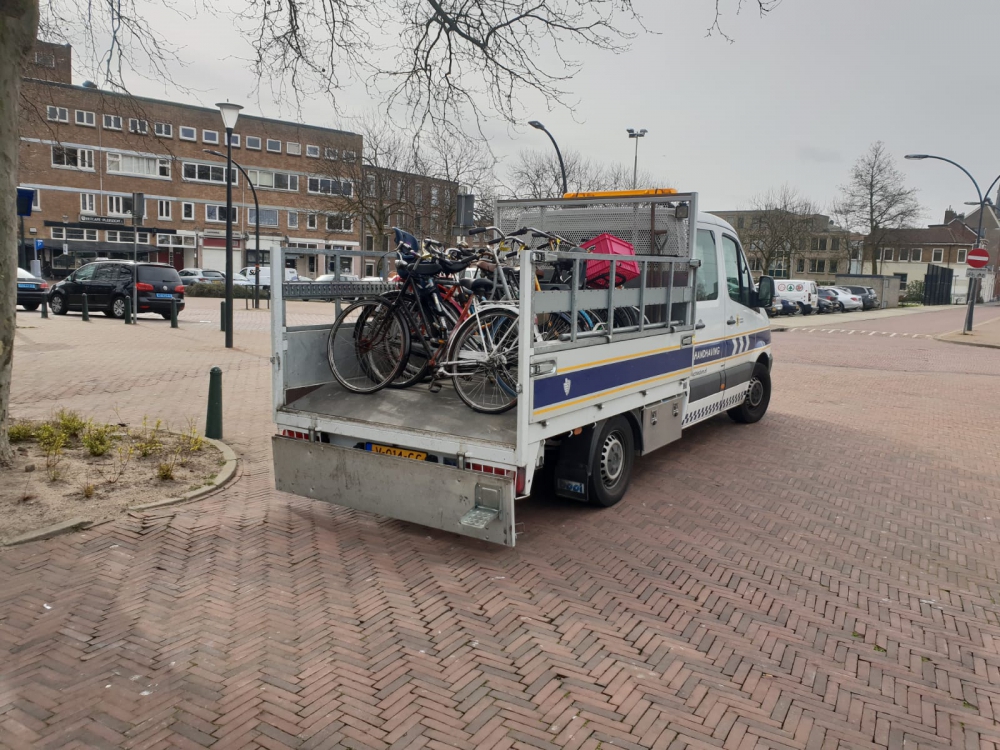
[103,114,122,130]
[182,162,237,185]
[158,200,172,220]
[306,145,320,158]
[206,204,238,223]
[898,248,908,262]
[819,238,827,252]
[248,208,280,227]
[248,169,299,191]
[894,272,908,285]
[34,52,55,68]
[810,237,819,252]
[51,146,95,170]
[179,126,196,141]
[287,142,301,156]
[47,106,69,122]
[958,249,968,264]
[287,211,299,229]
[246,136,261,150]
[832,237,840,252]
[883,248,893,261]
[737,217,745,229]
[80,193,96,213]
[325,147,338,160]
[107,195,134,216]
[157,233,196,248]
[226,133,240,148]
[828,259,838,274]
[182,202,195,220]
[266,139,281,153]
[431,186,439,206]
[910,248,922,263]
[932,248,944,263]
[343,150,357,163]
[107,152,171,178]
[796,258,805,274]
[106,230,150,244]
[202,129,219,144]
[154,122,173,138]
[128,118,148,135]
[307,177,351,195]
[75,110,95,127]
[326,214,353,232]
[51,227,98,241]
[306,214,317,230]
[364,261,375,277]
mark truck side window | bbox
[722,235,753,307]
[694,229,718,302]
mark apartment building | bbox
[17,40,458,281]
[871,221,978,302]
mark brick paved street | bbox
[3,299,1000,749]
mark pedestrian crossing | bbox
[780,327,933,339]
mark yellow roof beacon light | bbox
[562,188,678,199]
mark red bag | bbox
[582,234,640,288]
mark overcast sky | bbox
[67,0,1000,224]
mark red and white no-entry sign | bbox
[968,247,990,269]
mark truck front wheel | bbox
[728,362,771,424]
[589,416,635,507]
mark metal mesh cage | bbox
[495,196,693,258]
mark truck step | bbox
[459,507,500,529]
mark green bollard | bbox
[205,367,223,440]
[170,297,178,329]
[81,293,90,322]
[124,300,132,324]
[41,297,48,319]
[220,300,226,332]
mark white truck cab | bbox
[270,192,775,546]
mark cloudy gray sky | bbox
[68,0,1000,224]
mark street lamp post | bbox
[216,102,243,347]
[205,149,260,308]
[906,154,1000,333]
[528,121,568,196]
[626,128,647,189]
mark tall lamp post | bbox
[626,128,647,189]
[528,120,568,196]
[216,102,243,348]
[906,154,1000,334]
[205,149,260,308]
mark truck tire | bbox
[589,416,635,507]
[728,362,771,424]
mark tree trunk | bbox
[0,0,39,467]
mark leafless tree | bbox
[735,186,816,276]
[835,141,923,275]
[505,149,669,199]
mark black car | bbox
[817,288,841,312]
[841,285,878,310]
[47,261,185,319]
[16,267,48,311]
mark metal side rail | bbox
[283,280,401,300]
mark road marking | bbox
[779,328,932,339]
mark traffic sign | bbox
[968,247,990,268]
[967,268,988,279]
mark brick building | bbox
[17,41,457,280]
[867,219,978,302]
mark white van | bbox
[775,278,818,314]
[239,266,298,289]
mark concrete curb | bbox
[934,334,1000,351]
[2,436,238,547]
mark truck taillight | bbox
[136,282,154,291]
[516,467,526,495]
[281,429,309,440]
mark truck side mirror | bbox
[755,276,775,308]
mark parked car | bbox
[816,296,835,314]
[775,279,819,315]
[865,287,881,308]
[238,266,299,289]
[47,261,185,319]
[821,286,863,311]
[179,268,226,286]
[16,267,48,311]
[840,285,878,310]
[817,288,842,312]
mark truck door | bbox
[720,233,769,391]
[690,228,725,403]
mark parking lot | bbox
[3,298,1000,749]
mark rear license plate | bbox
[17,284,35,289]
[155,293,173,298]
[365,442,426,460]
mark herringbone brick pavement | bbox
[2,300,1000,749]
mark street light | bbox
[528,120,568,196]
[905,153,1000,333]
[626,128,647,189]
[205,149,261,309]
[216,102,242,348]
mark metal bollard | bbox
[124,300,132,324]
[220,300,226,332]
[205,366,223,440]
[170,297,178,329]
[81,293,89,322]
[41,297,48,319]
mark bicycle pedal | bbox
[428,381,443,394]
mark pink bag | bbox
[582,234,640,288]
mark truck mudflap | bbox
[272,436,517,546]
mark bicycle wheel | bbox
[327,299,409,393]
[448,308,520,414]
[378,290,434,389]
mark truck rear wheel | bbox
[589,416,634,507]
[728,362,771,424]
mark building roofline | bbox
[21,78,360,138]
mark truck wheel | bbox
[728,362,771,424]
[589,416,634,508]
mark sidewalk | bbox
[771,304,953,330]
[938,313,1000,349]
